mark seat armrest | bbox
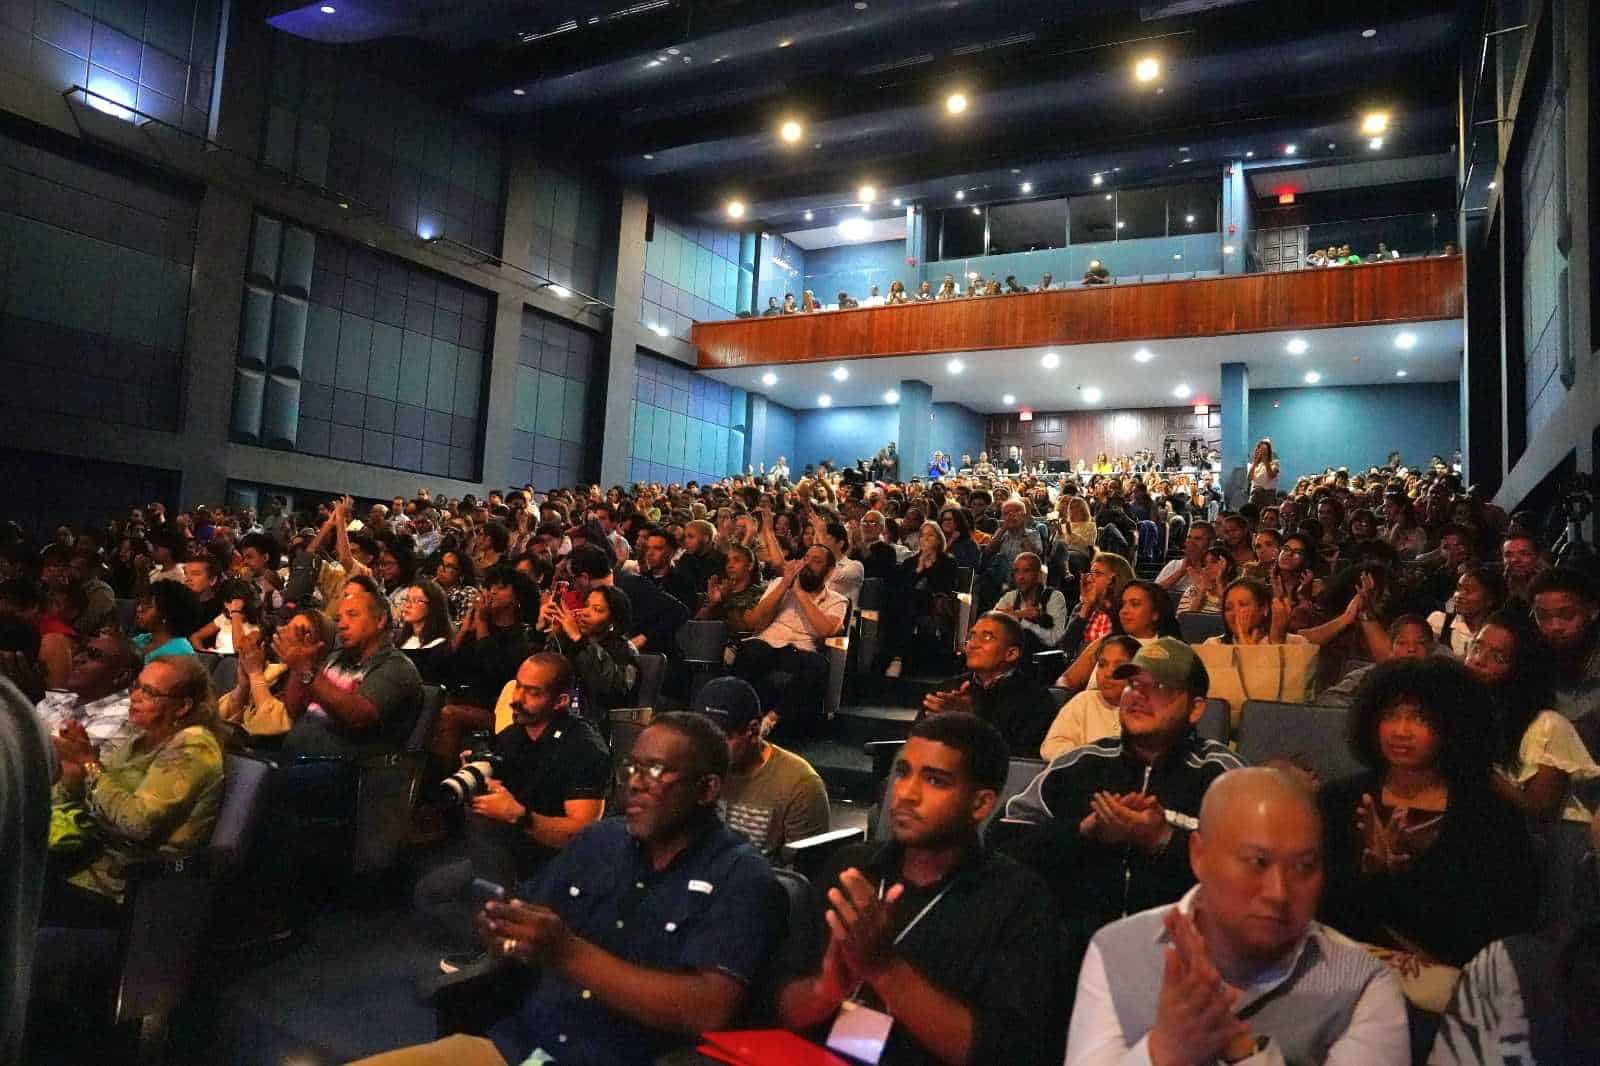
[121,854,210,882]
[862,739,906,778]
[983,817,1036,849]
[783,826,867,882]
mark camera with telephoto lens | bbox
[440,730,503,805]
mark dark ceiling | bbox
[265,0,1465,230]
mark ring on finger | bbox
[502,937,518,955]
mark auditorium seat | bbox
[1234,700,1362,783]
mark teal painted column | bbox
[1220,362,1250,505]
[746,393,768,475]
[599,188,651,487]
[897,380,933,479]
[1221,162,1249,275]
[737,233,757,315]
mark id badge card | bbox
[826,1000,894,1064]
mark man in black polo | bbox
[356,713,783,1066]
[920,612,1059,755]
[777,713,1067,1066]
[416,652,610,971]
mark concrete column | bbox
[1219,362,1250,504]
[480,296,525,489]
[179,184,254,506]
[599,187,651,487]
[1221,163,1250,275]
[897,380,933,479]
[746,393,769,474]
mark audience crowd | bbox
[6,431,1600,1066]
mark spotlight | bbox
[1286,338,1308,355]
[725,200,746,220]
[1361,112,1389,135]
[1134,57,1160,82]
[954,190,965,200]
[945,91,969,115]
[947,359,964,374]
[1304,371,1321,384]
[832,366,849,382]
[319,4,335,11]
[1285,144,1297,155]
[1083,387,1102,403]
[1173,383,1191,398]
[1116,220,1125,229]
[1369,137,1384,150]
[512,88,526,96]
[891,197,902,207]
[803,210,813,221]
[1395,370,1408,377]
[549,285,572,299]
[1002,393,1016,405]
[1020,182,1033,194]
[1133,348,1154,363]
[858,184,877,203]
[1092,173,1104,186]
[761,372,778,386]
[1395,332,1417,350]
[883,389,899,404]
[817,394,831,407]
[1040,352,1060,369]
[779,120,804,143]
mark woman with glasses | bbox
[397,579,455,685]
[429,548,480,628]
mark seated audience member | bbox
[1,671,47,1063]
[886,280,910,304]
[778,713,1069,1066]
[732,546,848,732]
[801,289,820,311]
[67,549,116,636]
[396,578,455,684]
[130,580,204,664]
[1427,565,1504,658]
[218,607,334,742]
[1530,569,1600,722]
[1290,563,1393,692]
[618,535,693,654]
[914,280,934,301]
[920,612,1059,755]
[237,531,286,614]
[994,551,1067,661]
[1040,635,1137,760]
[1466,611,1600,822]
[695,543,767,636]
[1318,658,1537,1005]
[807,515,863,608]
[416,652,609,968]
[352,713,783,1066]
[0,579,80,689]
[35,630,140,753]
[1174,546,1238,615]
[1216,513,1256,571]
[179,554,225,623]
[836,291,858,309]
[1059,576,1177,691]
[1430,921,1600,1066]
[935,274,958,299]
[782,292,798,313]
[1058,553,1136,673]
[674,520,726,610]
[1007,639,1244,950]
[1191,579,1317,725]
[698,676,829,858]
[1082,259,1111,285]
[431,548,481,629]
[1317,613,1433,707]
[881,521,960,678]
[1065,768,1408,1066]
[939,506,981,571]
[1501,530,1546,607]
[1005,274,1027,293]
[435,565,543,763]
[47,655,224,904]
[761,296,781,316]
[276,575,423,756]
[1036,271,1055,290]
[537,585,640,724]
[1410,523,1478,610]
[187,578,260,654]
[1154,521,1214,597]
[978,500,1044,607]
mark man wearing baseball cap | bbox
[1003,638,1244,961]
[693,677,830,858]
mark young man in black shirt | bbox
[778,712,1067,1066]
[920,612,1059,756]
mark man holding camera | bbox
[416,651,610,972]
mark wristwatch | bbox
[83,759,104,785]
[296,669,316,685]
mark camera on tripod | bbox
[440,730,503,805]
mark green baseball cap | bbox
[1110,637,1210,697]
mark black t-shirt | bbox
[490,713,612,869]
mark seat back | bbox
[676,620,727,665]
[194,651,220,676]
[1136,520,1163,566]
[115,598,138,632]
[408,684,446,753]
[1196,697,1230,744]
[606,706,655,807]
[1235,701,1362,783]
[636,653,667,709]
[858,577,886,613]
[1177,611,1227,644]
[953,566,977,650]
[115,871,216,1026]
[209,752,275,873]
[209,653,238,695]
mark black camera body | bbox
[440,730,503,805]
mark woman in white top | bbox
[1427,566,1506,659]
[1246,439,1280,505]
[397,578,454,686]
[188,579,260,655]
[1040,635,1137,761]
[1058,495,1098,555]
[1469,612,1600,823]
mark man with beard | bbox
[732,545,848,733]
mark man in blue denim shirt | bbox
[353,711,783,1066]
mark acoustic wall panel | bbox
[510,307,602,488]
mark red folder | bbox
[697,1029,854,1065]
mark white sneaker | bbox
[885,658,903,678]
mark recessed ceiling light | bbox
[1083,387,1102,403]
[1361,111,1389,135]
[854,0,868,8]
[1223,244,1235,254]
[1395,369,1408,377]
[1286,337,1308,355]
[883,389,899,403]
[1040,352,1060,369]
[666,47,681,55]
[1284,144,1297,155]
[761,372,778,386]
[803,210,813,221]
[1362,27,1377,38]
[1327,142,1337,151]
[779,119,804,143]
[1185,214,1195,223]
[1104,194,1112,201]
[1020,182,1032,193]
[1303,371,1321,384]
[1173,384,1191,398]
[858,184,876,203]
[1002,393,1016,405]
[838,217,871,240]
[1395,331,1418,350]
[971,206,980,215]
[832,366,849,382]
[512,88,526,96]
[945,91,969,115]
[725,200,746,220]
[643,153,654,160]
[1245,150,1255,158]
[338,200,348,209]
[817,393,831,407]
[947,359,964,374]
[1369,137,1384,150]
[1092,173,1104,186]
[891,197,902,207]
[1133,348,1154,363]
[1116,220,1125,229]
[648,59,661,67]
[1134,56,1160,82]
[954,190,965,200]
[778,39,792,48]
[319,4,335,11]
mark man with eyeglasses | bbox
[1155,521,1215,596]
[1531,569,1600,724]
[358,712,782,1066]
[1005,638,1243,961]
[33,631,141,754]
[922,612,1059,756]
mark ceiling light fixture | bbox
[832,366,849,382]
[724,200,746,220]
[1304,371,1322,384]
[838,216,871,240]
[1002,394,1016,405]
[1361,111,1389,135]
[1286,337,1308,355]
[1083,387,1102,403]
[1092,173,1104,186]
[647,59,660,67]
[954,190,965,200]
[761,372,778,386]
[1040,352,1060,369]
[1245,150,1255,158]
[512,88,526,96]
[778,39,792,48]
[1134,56,1160,83]
[1369,137,1384,150]
[883,389,899,403]
[1395,370,1408,377]
[1020,182,1032,193]
[855,0,868,8]
[1223,244,1235,254]
[1362,27,1377,38]
[945,91,969,115]
[1116,220,1125,229]
[947,359,964,374]
[319,4,335,11]
[649,323,669,337]
[817,393,831,407]
[1173,383,1191,398]
[1284,144,1297,155]
[1104,193,1112,201]
[1133,348,1154,363]
[971,206,980,215]
[803,210,813,221]
[643,153,654,160]
[779,119,804,143]
[548,285,571,299]
[858,184,877,203]
[891,197,902,207]
[1185,213,1195,223]
[1488,181,1497,190]
[1395,331,1418,350]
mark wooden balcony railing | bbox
[691,255,1463,370]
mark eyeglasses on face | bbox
[131,681,184,699]
[615,758,688,785]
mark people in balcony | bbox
[761,296,781,316]
[886,280,910,304]
[781,292,798,313]
[1082,259,1111,285]
[936,274,959,299]
[799,290,820,312]
[1036,272,1055,290]
[916,280,935,300]
[836,291,859,309]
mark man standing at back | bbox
[1064,768,1407,1066]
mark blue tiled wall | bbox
[641,216,745,341]
[931,403,987,466]
[760,400,797,472]
[1,447,178,539]
[788,401,986,472]
[804,240,906,304]
[511,308,601,489]
[756,233,806,313]
[628,352,741,486]
[0,129,196,431]
[1248,384,1460,485]
[1519,79,1568,438]
[527,161,611,300]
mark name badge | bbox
[826,1001,894,1065]
[688,879,715,894]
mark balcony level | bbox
[691,255,1462,371]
